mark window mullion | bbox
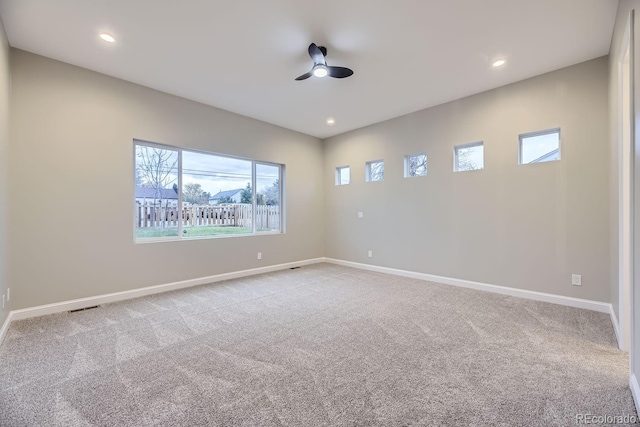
[178,150,183,238]
[252,161,257,234]
[279,165,283,232]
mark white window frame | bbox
[133,139,284,242]
[365,160,384,182]
[454,141,484,172]
[518,128,561,165]
[335,166,350,185]
[404,153,427,178]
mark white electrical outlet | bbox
[368,250,373,258]
[357,212,364,219]
[571,274,582,286]
[6,288,9,302]
[257,252,262,260]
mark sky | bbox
[182,151,253,195]
[182,151,278,196]
[138,133,558,196]
[520,132,560,164]
[454,131,559,170]
[456,144,484,170]
[339,167,350,185]
[136,146,279,196]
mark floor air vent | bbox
[69,305,100,313]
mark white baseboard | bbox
[0,311,12,345]
[610,305,623,350]
[8,258,326,324]
[631,374,640,417]
[324,258,611,313]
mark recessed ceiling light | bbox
[492,59,506,68]
[99,33,116,43]
[326,118,335,126]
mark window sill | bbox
[134,230,284,244]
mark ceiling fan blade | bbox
[308,43,326,65]
[327,66,353,78]
[295,71,313,81]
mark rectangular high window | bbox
[134,140,284,241]
[366,160,384,182]
[335,166,350,185]
[454,142,484,172]
[404,153,427,177]
[519,128,560,164]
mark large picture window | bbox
[134,140,284,241]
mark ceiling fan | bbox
[295,43,354,81]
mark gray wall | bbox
[6,49,612,310]
[0,18,9,325]
[324,57,610,302]
[9,49,324,310]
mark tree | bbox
[218,195,234,204]
[240,183,252,204]
[259,179,279,205]
[136,146,178,197]
[368,162,384,181]
[135,167,144,187]
[407,154,427,177]
[136,146,178,227]
[456,147,481,171]
[183,182,210,205]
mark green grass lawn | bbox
[136,225,253,239]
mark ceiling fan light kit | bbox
[295,43,354,81]
[312,64,328,78]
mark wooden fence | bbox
[136,203,280,230]
[255,205,280,230]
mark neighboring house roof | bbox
[210,188,243,200]
[135,187,178,199]
[529,148,559,164]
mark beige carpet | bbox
[0,263,635,426]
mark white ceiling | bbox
[0,0,618,139]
